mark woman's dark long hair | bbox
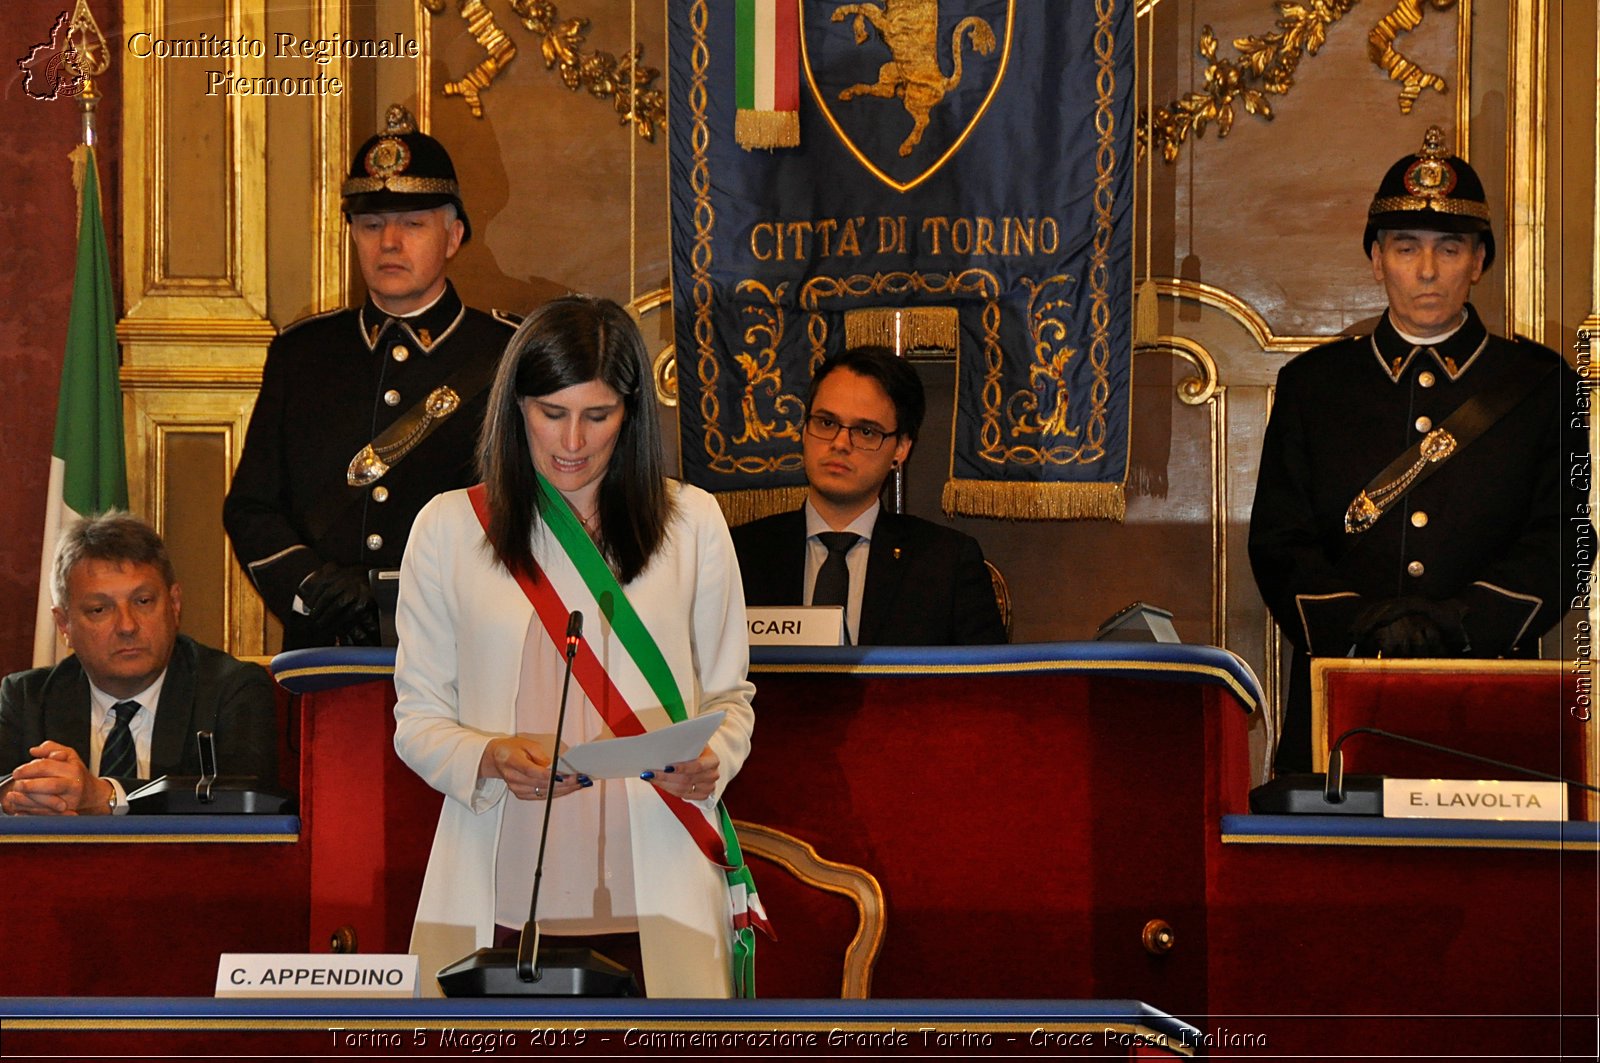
[476,295,672,584]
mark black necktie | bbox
[101,701,141,779]
[813,532,860,643]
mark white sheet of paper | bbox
[558,710,726,779]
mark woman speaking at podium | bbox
[392,295,758,997]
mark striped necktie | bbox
[101,701,141,779]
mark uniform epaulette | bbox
[491,309,522,329]
[276,306,345,336]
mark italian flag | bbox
[33,145,128,665]
[734,0,800,149]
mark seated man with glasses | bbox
[730,346,1007,645]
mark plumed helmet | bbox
[341,104,471,243]
[1363,125,1492,268]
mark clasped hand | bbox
[1,742,113,815]
[1349,596,1469,657]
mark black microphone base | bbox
[126,777,295,815]
[436,947,639,997]
[1250,774,1384,815]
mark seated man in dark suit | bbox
[1,513,277,815]
[731,346,1007,645]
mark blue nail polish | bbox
[663,765,676,774]
[639,770,655,780]
[552,773,565,783]
[580,778,594,788]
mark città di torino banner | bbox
[669,0,1133,522]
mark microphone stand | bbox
[1324,727,1600,804]
[517,611,583,982]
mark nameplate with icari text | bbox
[216,954,419,998]
[1382,779,1566,822]
[747,607,845,646]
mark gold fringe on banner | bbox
[941,479,1127,522]
[844,307,961,353]
[735,109,800,150]
[715,485,810,527]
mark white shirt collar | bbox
[87,670,168,718]
[1392,309,1467,347]
[803,497,881,541]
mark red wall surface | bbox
[0,2,121,675]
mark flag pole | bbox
[68,0,109,146]
[32,0,121,667]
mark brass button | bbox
[372,486,389,503]
[1414,416,1432,433]
[391,345,409,363]
[1406,560,1424,577]
[383,389,401,407]
[1410,511,1428,528]
[1418,371,1436,388]
[366,534,384,551]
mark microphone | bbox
[1324,726,1600,804]
[1252,726,1600,816]
[437,610,636,996]
[122,730,293,815]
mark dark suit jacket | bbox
[731,507,1007,646]
[0,635,279,788]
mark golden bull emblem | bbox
[808,1,1012,192]
[832,1,997,158]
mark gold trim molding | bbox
[1141,0,1464,163]
[121,0,269,325]
[732,820,885,999]
[1153,278,1327,354]
[1504,0,1545,340]
[1134,337,1229,651]
[424,0,665,139]
[626,287,677,407]
[116,318,278,345]
[119,366,266,388]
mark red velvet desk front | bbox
[1207,815,1599,1057]
[278,642,1259,1013]
[0,816,308,997]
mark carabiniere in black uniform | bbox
[224,105,517,650]
[1248,126,1589,771]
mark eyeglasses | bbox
[805,414,900,452]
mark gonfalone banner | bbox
[670,0,1132,521]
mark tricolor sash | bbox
[734,0,800,149]
[467,481,772,997]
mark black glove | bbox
[1349,597,1469,657]
[299,563,378,645]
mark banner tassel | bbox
[942,480,1127,522]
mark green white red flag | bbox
[33,145,128,665]
[734,0,799,149]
